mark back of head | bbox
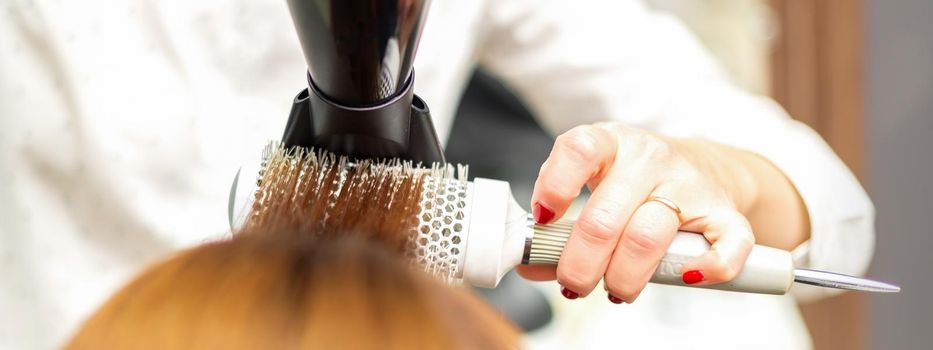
[67,234,518,349]
[67,148,519,349]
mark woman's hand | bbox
[516,122,808,303]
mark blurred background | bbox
[447,0,932,349]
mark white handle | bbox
[526,226,796,294]
[649,232,795,295]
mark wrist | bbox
[669,136,810,249]
[666,136,809,249]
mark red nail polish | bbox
[533,203,555,224]
[608,294,624,304]
[560,287,579,300]
[682,270,704,284]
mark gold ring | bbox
[647,196,682,222]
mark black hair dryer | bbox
[281,0,445,164]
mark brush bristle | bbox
[239,141,469,280]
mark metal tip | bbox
[794,268,901,293]
[228,167,242,231]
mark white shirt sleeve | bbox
[477,0,874,302]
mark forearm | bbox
[676,138,810,250]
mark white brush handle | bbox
[528,229,796,295]
[649,231,794,294]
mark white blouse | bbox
[0,0,873,349]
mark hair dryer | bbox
[281,0,444,163]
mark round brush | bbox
[229,143,900,295]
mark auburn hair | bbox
[67,148,520,349]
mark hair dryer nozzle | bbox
[287,0,431,106]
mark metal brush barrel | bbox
[410,175,472,279]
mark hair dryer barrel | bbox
[286,0,431,106]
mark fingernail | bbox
[682,270,704,284]
[560,287,579,300]
[607,294,624,304]
[533,202,555,224]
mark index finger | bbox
[531,125,617,224]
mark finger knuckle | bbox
[557,126,606,164]
[645,135,674,158]
[737,216,755,238]
[575,211,620,245]
[592,121,622,130]
[628,212,669,236]
[676,167,706,183]
[622,228,661,255]
[723,210,757,245]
